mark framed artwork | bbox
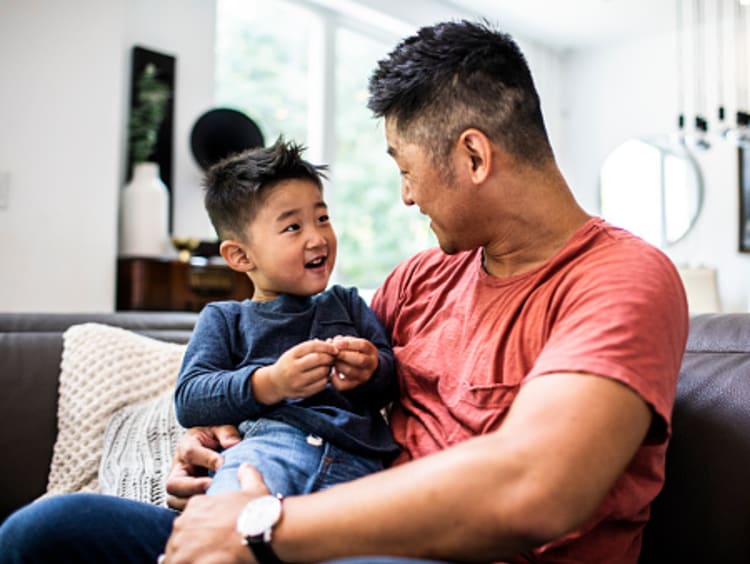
[740,147,750,252]
[127,46,176,232]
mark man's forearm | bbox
[272,434,544,562]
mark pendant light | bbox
[728,0,750,144]
[716,0,729,137]
[693,0,710,149]
[675,0,687,144]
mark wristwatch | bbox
[236,494,285,564]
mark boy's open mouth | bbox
[305,256,326,268]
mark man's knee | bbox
[0,496,75,562]
[0,493,176,564]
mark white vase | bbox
[119,162,170,257]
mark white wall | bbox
[0,0,216,312]
[0,0,124,312]
[560,30,750,312]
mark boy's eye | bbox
[283,223,300,232]
[318,214,330,223]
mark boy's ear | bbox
[219,239,254,272]
[456,128,492,184]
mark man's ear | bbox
[457,128,492,184]
[220,239,254,272]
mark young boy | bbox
[174,138,399,496]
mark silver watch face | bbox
[237,495,283,538]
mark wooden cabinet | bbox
[117,257,254,312]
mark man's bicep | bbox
[499,372,652,525]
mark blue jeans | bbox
[208,418,385,496]
[0,494,453,563]
[0,494,175,563]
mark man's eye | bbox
[283,223,300,232]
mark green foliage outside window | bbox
[332,28,434,287]
[215,0,434,290]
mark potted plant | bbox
[128,63,170,165]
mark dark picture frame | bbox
[739,147,750,252]
[127,46,176,232]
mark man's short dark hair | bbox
[367,20,554,165]
[204,137,327,241]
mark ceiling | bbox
[445,0,677,51]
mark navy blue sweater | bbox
[174,285,399,461]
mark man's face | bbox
[242,179,337,301]
[385,119,471,255]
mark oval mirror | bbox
[599,138,703,247]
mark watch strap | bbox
[246,536,284,564]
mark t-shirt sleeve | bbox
[527,244,689,443]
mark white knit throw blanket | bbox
[99,391,184,506]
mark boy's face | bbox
[242,179,337,301]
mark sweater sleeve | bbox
[337,287,398,410]
[174,303,267,427]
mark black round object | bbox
[190,108,265,170]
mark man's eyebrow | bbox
[387,146,397,157]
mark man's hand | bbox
[330,336,379,391]
[166,425,242,511]
[164,464,270,564]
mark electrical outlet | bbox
[0,171,9,210]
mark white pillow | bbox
[44,323,186,498]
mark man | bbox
[0,20,688,564]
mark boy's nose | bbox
[306,229,327,248]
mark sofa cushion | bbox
[44,323,186,498]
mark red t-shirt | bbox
[371,218,689,563]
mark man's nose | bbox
[401,181,414,206]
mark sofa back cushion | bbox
[640,313,750,563]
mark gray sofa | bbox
[0,312,198,523]
[1,311,749,562]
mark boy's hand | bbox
[329,336,379,391]
[255,339,339,403]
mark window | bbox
[215,0,311,145]
[215,0,434,290]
